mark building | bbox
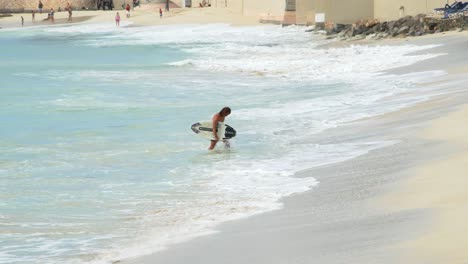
[0,0,451,23]
[374,0,451,21]
[207,0,450,24]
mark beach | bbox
[1,7,468,264]
[0,7,259,29]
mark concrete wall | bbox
[242,0,284,17]
[0,0,95,11]
[296,0,314,25]
[374,0,448,21]
[306,0,374,24]
[212,0,242,11]
[240,0,374,25]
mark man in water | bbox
[209,107,231,150]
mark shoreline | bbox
[120,33,468,264]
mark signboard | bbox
[315,13,325,23]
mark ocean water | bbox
[0,23,443,263]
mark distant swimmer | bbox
[209,107,231,150]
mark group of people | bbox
[199,0,211,7]
[34,1,55,24]
[27,1,72,25]
[115,5,165,26]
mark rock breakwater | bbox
[311,15,468,41]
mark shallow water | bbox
[0,23,443,263]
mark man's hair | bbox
[219,107,231,115]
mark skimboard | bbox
[191,121,236,140]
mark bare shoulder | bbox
[212,113,220,121]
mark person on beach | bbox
[208,107,231,150]
[21,16,24,27]
[32,10,35,22]
[125,4,131,18]
[67,3,72,22]
[49,8,55,23]
[115,12,120,26]
[38,1,43,13]
[159,8,163,18]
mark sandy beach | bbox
[2,6,468,264]
[0,7,260,29]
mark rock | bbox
[363,28,374,35]
[380,21,388,32]
[354,34,365,40]
[372,23,381,33]
[338,28,349,38]
[325,13,467,42]
[387,21,395,32]
[345,27,355,38]
[366,33,376,40]
[397,26,409,34]
[335,24,348,32]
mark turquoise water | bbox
[0,23,440,263]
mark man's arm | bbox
[212,115,220,140]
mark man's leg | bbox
[208,140,217,150]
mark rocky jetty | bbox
[311,15,468,41]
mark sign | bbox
[315,13,325,23]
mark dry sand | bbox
[0,6,260,29]
[382,104,468,264]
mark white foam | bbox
[53,23,443,84]
[166,59,193,66]
[43,21,133,34]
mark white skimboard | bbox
[191,121,236,140]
